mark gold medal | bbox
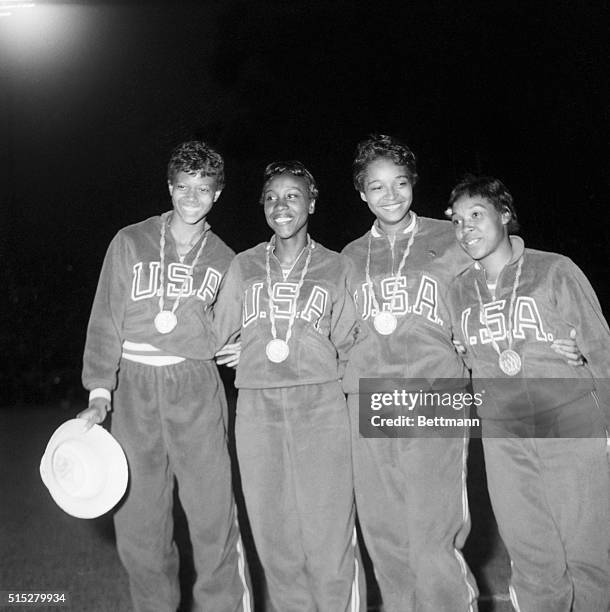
[373,312,397,335]
[265,339,290,363]
[365,220,418,335]
[265,238,313,365]
[498,349,522,376]
[155,213,208,335]
[474,257,525,377]
[154,311,178,334]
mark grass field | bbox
[0,402,512,611]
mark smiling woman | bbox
[353,134,418,236]
[261,161,317,261]
[446,174,610,610]
[213,160,366,610]
[75,139,252,611]
[449,183,518,283]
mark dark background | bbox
[1,0,608,405]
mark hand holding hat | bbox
[77,397,111,432]
[40,419,128,519]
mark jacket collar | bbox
[370,212,418,238]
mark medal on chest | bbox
[475,257,524,376]
[366,221,418,335]
[155,213,208,334]
[373,311,398,335]
[264,237,313,363]
[154,311,178,334]
[498,349,522,376]
[265,339,291,363]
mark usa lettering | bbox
[242,281,329,328]
[131,262,221,303]
[358,274,443,326]
[461,296,549,346]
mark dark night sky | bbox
[1,0,608,400]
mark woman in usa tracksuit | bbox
[447,175,610,612]
[213,161,365,612]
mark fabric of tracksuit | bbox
[82,213,251,612]
[213,240,366,612]
[341,215,478,612]
[448,236,610,612]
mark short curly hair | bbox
[260,160,319,204]
[167,140,225,189]
[352,134,418,191]
[447,175,520,233]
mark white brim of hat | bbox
[40,419,128,519]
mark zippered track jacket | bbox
[213,240,361,389]
[341,215,471,393]
[82,213,234,392]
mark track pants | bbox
[111,358,252,612]
[483,434,610,612]
[347,393,478,612]
[236,381,365,612]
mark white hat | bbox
[40,419,128,519]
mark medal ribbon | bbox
[365,217,418,316]
[265,236,314,346]
[158,212,208,318]
[474,256,524,357]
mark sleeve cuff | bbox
[89,388,111,402]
